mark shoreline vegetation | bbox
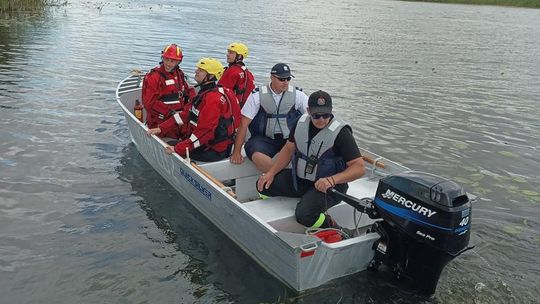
[403,0,540,8]
[2,0,538,12]
[0,0,68,12]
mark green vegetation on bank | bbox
[0,0,67,12]
[403,0,540,8]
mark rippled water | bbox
[1,0,539,303]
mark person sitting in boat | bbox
[218,42,255,108]
[141,43,196,138]
[147,58,241,162]
[256,90,365,232]
[229,63,308,172]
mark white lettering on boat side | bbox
[381,189,437,218]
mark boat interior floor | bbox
[195,158,381,238]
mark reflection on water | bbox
[116,144,289,303]
[0,0,539,303]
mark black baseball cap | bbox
[271,63,294,78]
[308,90,333,114]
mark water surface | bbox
[0,0,539,303]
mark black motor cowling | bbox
[370,171,472,294]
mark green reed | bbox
[0,0,67,12]
[403,0,540,8]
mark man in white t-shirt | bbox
[230,63,308,172]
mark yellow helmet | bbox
[196,58,224,80]
[227,42,249,59]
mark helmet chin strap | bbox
[194,74,215,88]
[203,74,216,83]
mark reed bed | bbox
[0,0,67,12]
[403,0,540,8]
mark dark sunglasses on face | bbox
[311,113,332,119]
[274,76,292,82]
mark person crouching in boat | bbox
[141,43,195,138]
[147,58,241,162]
[218,42,255,108]
[256,90,365,232]
[229,63,309,172]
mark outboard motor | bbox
[370,171,473,294]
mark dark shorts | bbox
[244,135,286,160]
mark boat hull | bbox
[116,74,406,291]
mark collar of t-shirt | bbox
[268,83,287,100]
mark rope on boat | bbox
[220,186,233,192]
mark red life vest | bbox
[187,85,241,153]
[219,63,255,108]
[142,64,193,127]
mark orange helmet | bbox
[162,44,183,61]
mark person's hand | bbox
[315,177,334,193]
[165,145,175,154]
[147,127,161,136]
[257,173,274,192]
[229,151,244,164]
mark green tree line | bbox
[0,0,66,12]
[403,0,540,8]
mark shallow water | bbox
[1,0,539,303]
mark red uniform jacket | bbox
[218,63,255,108]
[141,64,195,135]
[159,83,241,157]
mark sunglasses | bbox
[311,113,332,119]
[274,76,292,82]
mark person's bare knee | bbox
[251,152,273,172]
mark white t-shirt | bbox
[241,84,309,120]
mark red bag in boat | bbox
[313,230,342,243]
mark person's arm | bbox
[230,115,252,164]
[314,156,365,193]
[257,140,295,191]
[141,73,160,112]
[295,90,309,113]
[314,126,365,192]
[230,92,259,164]
[142,73,176,117]
[331,157,365,185]
[218,67,239,90]
[174,97,221,155]
[153,111,185,135]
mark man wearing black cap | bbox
[230,63,308,172]
[256,90,365,234]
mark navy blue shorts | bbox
[244,135,286,160]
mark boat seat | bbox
[195,150,261,181]
[243,196,298,223]
[242,177,380,232]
